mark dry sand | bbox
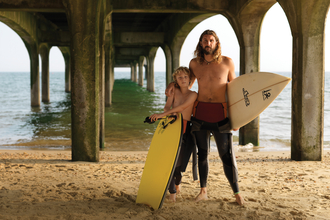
[0,149,329,220]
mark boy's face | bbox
[175,71,190,88]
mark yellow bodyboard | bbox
[136,114,183,210]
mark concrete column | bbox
[278,0,328,161]
[130,63,134,81]
[145,58,149,81]
[63,0,105,162]
[59,46,71,93]
[147,47,158,92]
[162,45,173,86]
[133,62,138,83]
[39,44,51,103]
[105,14,113,107]
[138,56,144,86]
[28,44,40,107]
[171,45,180,73]
[231,6,272,146]
[65,56,71,93]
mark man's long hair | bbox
[194,30,222,64]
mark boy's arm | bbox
[150,92,197,122]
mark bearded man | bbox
[166,30,244,205]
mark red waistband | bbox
[192,101,227,123]
[183,119,187,134]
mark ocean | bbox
[0,71,329,152]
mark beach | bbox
[1,150,329,220]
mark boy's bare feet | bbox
[169,193,176,202]
[175,185,181,194]
[195,187,208,202]
[235,193,244,206]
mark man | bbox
[166,30,244,205]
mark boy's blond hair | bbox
[172,67,191,88]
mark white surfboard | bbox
[227,72,291,129]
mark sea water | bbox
[0,71,329,152]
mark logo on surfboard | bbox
[158,116,177,134]
[262,89,271,100]
[242,88,250,107]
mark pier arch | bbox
[259,3,292,150]
[0,12,40,107]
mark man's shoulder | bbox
[221,55,233,64]
[189,58,198,66]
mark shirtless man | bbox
[166,30,244,205]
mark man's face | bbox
[200,34,217,55]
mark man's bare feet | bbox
[175,185,181,194]
[195,187,208,202]
[235,193,244,206]
[169,193,176,202]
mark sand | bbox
[0,149,329,220]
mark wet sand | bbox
[0,150,329,220]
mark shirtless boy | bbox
[150,66,197,202]
[166,30,244,205]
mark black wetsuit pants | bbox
[168,167,182,194]
[194,129,239,193]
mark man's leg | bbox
[213,132,244,205]
[194,129,210,202]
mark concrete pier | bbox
[0,0,329,161]
[39,44,50,103]
[59,47,71,93]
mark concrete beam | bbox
[114,32,164,46]
[0,0,65,12]
[38,30,70,46]
[116,47,149,56]
[111,0,229,13]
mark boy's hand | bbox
[165,82,175,97]
[150,113,164,122]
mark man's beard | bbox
[202,46,214,55]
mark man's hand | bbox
[165,82,175,97]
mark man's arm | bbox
[164,92,174,112]
[188,59,196,89]
[165,82,175,97]
[227,57,236,82]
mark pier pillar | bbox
[231,4,274,146]
[39,44,51,103]
[105,14,113,107]
[162,45,173,86]
[28,44,40,107]
[63,0,107,161]
[138,56,144,86]
[278,0,328,161]
[171,45,180,73]
[59,47,71,93]
[133,62,138,83]
[130,63,135,81]
[147,47,157,92]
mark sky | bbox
[0,3,329,73]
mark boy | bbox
[150,66,197,202]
